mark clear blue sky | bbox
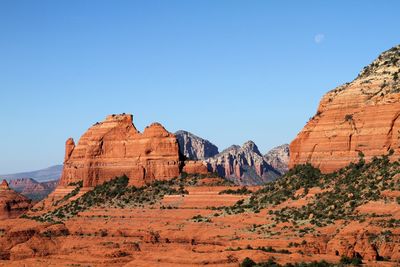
[1,0,399,173]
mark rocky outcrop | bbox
[59,114,182,187]
[0,180,32,219]
[175,130,219,160]
[0,180,9,190]
[182,161,208,175]
[205,141,280,185]
[9,178,58,200]
[290,45,400,173]
[0,219,68,260]
[264,144,290,174]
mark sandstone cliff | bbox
[0,180,32,219]
[264,144,290,174]
[59,114,182,187]
[290,45,400,172]
[205,141,280,185]
[175,130,219,160]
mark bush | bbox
[345,114,353,121]
[219,187,252,195]
[340,256,363,266]
[240,257,256,267]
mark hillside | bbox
[227,151,400,261]
[0,151,395,265]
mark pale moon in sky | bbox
[314,34,325,44]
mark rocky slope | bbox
[290,45,400,172]
[2,156,398,265]
[230,152,400,263]
[1,165,62,182]
[175,130,219,160]
[205,141,280,185]
[8,178,58,200]
[60,114,206,188]
[0,180,32,219]
[264,144,290,174]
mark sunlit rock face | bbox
[59,114,181,187]
[290,45,400,173]
[205,141,280,185]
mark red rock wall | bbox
[290,45,400,173]
[59,114,181,187]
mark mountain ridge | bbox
[1,165,63,182]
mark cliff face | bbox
[175,130,219,160]
[8,178,58,200]
[60,114,181,187]
[264,144,290,174]
[0,180,32,219]
[205,141,280,185]
[290,45,400,173]
[177,130,288,184]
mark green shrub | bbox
[240,257,256,267]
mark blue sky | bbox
[1,0,399,173]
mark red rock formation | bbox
[205,141,280,185]
[182,161,208,175]
[264,144,290,174]
[8,178,58,200]
[290,45,400,172]
[59,114,181,187]
[0,180,32,219]
[0,180,9,190]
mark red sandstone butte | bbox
[290,45,400,173]
[59,114,182,187]
[0,180,32,220]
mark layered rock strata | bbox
[175,130,219,160]
[60,114,182,187]
[290,45,400,172]
[0,180,32,219]
[205,141,280,185]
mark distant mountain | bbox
[1,165,62,182]
[205,141,280,185]
[175,130,219,160]
[8,178,58,200]
[264,144,290,174]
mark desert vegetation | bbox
[24,175,190,222]
[225,151,400,227]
